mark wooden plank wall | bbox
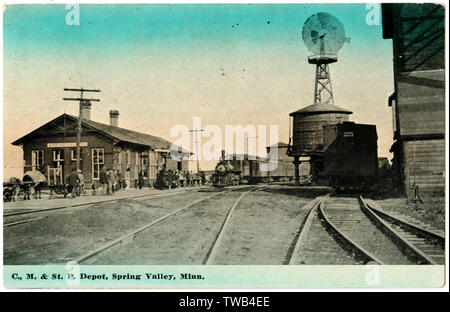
[397,70,445,136]
[391,4,445,195]
[403,139,445,193]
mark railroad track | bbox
[203,187,263,264]
[318,195,445,265]
[74,186,260,264]
[3,187,214,227]
[362,198,445,265]
[318,196,408,264]
[285,193,332,265]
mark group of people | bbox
[155,168,206,190]
[4,165,209,202]
[66,168,85,198]
[98,167,127,196]
[66,167,128,198]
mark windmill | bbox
[288,13,352,185]
[302,12,350,105]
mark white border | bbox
[0,0,448,293]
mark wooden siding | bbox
[397,70,445,136]
[383,3,445,195]
[403,139,445,193]
[396,4,445,73]
[291,113,351,155]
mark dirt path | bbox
[210,188,320,264]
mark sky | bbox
[3,3,395,178]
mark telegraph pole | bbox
[247,136,259,158]
[63,88,101,171]
[247,136,259,177]
[189,129,204,173]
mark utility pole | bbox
[63,88,101,171]
[247,136,259,158]
[247,136,259,177]
[189,129,204,173]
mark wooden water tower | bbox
[289,12,352,185]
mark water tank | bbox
[289,102,352,156]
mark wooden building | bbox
[382,4,445,195]
[12,108,190,188]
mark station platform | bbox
[2,186,205,212]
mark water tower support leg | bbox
[293,156,300,186]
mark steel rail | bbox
[4,217,44,227]
[74,191,224,264]
[360,196,443,265]
[286,193,332,265]
[318,198,385,265]
[203,187,264,265]
[3,188,206,218]
[365,201,444,243]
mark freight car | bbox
[321,122,378,190]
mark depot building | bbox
[12,101,190,187]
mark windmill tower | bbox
[302,12,350,105]
[289,12,351,185]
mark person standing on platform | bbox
[138,171,144,189]
[100,167,109,195]
[77,169,85,196]
[117,170,124,189]
[68,168,80,198]
[186,170,192,187]
[107,169,116,195]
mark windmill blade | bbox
[302,12,349,56]
[311,30,319,44]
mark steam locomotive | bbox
[212,159,243,187]
[212,155,283,187]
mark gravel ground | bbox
[294,212,356,265]
[210,187,328,264]
[84,186,332,265]
[3,191,212,264]
[323,198,414,265]
[372,197,445,232]
[9,184,422,265]
[83,190,250,264]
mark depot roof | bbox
[12,114,192,155]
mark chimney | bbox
[221,150,225,160]
[81,100,91,120]
[109,110,119,127]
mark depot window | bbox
[31,150,44,170]
[71,149,82,161]
[92,148,104,179]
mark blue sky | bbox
[4,4,386,57]
[3,3,394,177]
